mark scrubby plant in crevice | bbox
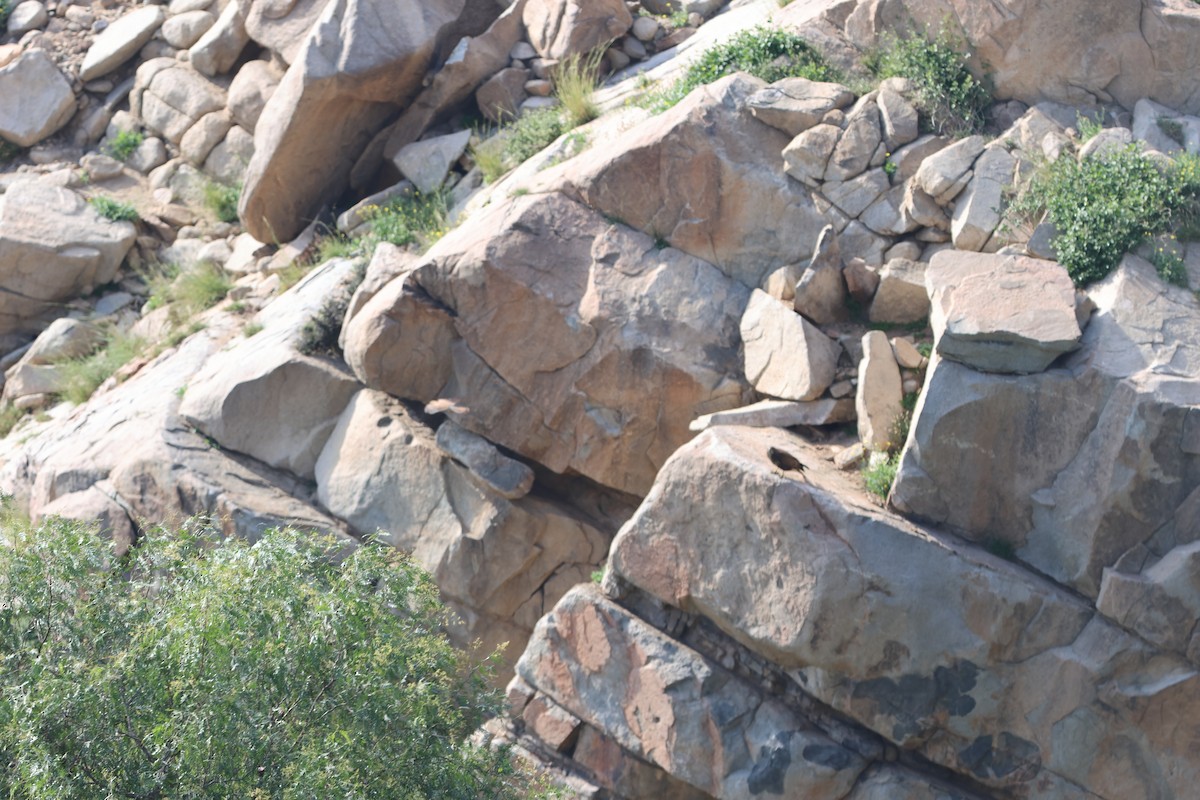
[865,25,991,136]
[297,261,366,358]
[648,26,838,111]
[1007,145,1200,285]
[89,196,139,223]
[52,328,146,405]
[202,180,241,224]
[473,108,567,183]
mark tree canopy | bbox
[0,516,535,799]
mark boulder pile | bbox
[3,0,1200,797]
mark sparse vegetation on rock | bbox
[88,196,139,223]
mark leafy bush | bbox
[475,108,568,182]
[203,180,240,224]
[53,329,145,405]
[105,130,144,162]
[89,196,139,223]
[362,189,450,250]
[651,26,838,110]
[1009,145,1200,285]
[0,518,536,799]
[862,453,900,499]
[866,26,991,136]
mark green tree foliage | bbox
[0,517,532,799]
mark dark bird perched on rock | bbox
[768,446,807,476]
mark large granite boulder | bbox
[599,425,1200,799]
[838,0,1200,114]
[518,585,870,799]
[238,0,499,242]
[79,5,165,82]
[544,73,837,290]
[0,316,344,544]
[893,256,1200,599]
[0,50,75,147]
[522,0,632,60]
[244,0,330,65]
[927,251,1082,374]
[344,191,755,496]
[179,259,363,480]
[315,389,615,673]
[0,181,136,343]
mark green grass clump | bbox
[203,180,241,224]
[866,25,991,136]
[863,453,900,499]
[473,109,567,183]
[89,196,139,223]
[555,48,604,127]
[54,329,145,405]
[1008,146,1200,285]
[650,26,838,111]
[106,129,144,162]
[172,261,233,316]
[0,405,27,439]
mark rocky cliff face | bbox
[3,0,1200,797]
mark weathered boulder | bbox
[912,135,985,203]
[226,60,282,133]
[188,0,249,77]
[6,1,48,36]
[824,97,881,182]
[344,191,754,496]
[239,0,498,242]
[893,256,1200,598]
[783,122,842,187]
[161,10,216,49]
[435,419,535,500]
[950,146,1015,251]
[363,1,528,188]
[314,389,612,670]
[0,181,136,342]
[839,0,1200,115]
[0,50,75,147]
[244,0,329,65]
[0,317,344,544]
[475,66,529,123]
[135,63,227,144]
[856,330,903,451]
[523,0,631,59]
[518,585,869,799]
[927,251,1081,374]
[746,77,855,137]
[79,6,165,82]
[868,258,928,323]
[741,289,839,402]
[393,129,472,194]
[178,259,362,480]
[605,425,1200,799]
[546,74,836,289]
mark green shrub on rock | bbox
[1009,146,1200,285]
[866,26,991,136]
[89,196,139,223]
[0,518,535,798]
[651,26,838,111]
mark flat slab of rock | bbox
[0,50,75,147]
[80,6,165,82]
[435,419,534,499]
[856,330,903,451]
[928,251,1081,374]
[746,77,854,137]
[690,398,855,431]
